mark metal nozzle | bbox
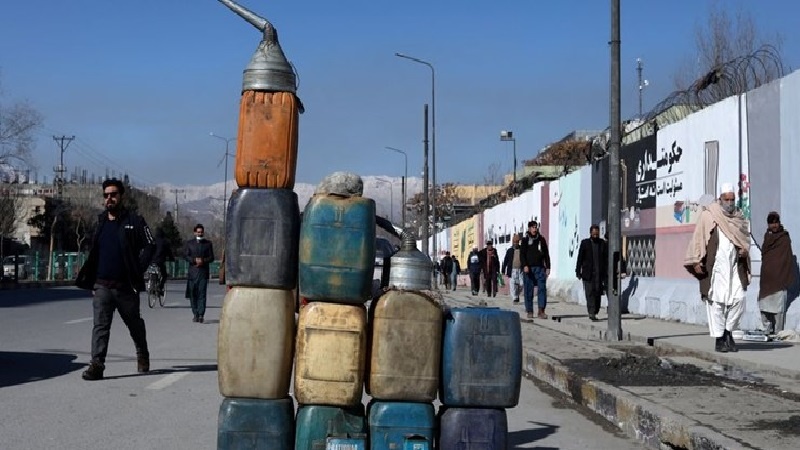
[217,0,298,94]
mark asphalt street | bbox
[0,283,645,449]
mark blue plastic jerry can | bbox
[403,434,430,450]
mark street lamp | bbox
[500,130,517,195]
[375,177,394,223]
[395,52,437,268]
[209,132,236,239]
[384,146,407,227]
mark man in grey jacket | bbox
[184,224,215,323]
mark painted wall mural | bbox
[555,170,582,278]
[450,216,479,269]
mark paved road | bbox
[0,284,644,449]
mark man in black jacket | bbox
[185,224,215,323]
[467,246,481,295]
[520,221,551,319]
[76,178,156,381]
[575,224,608,321]
[478,240,501,297]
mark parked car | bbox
[2,255,30,281]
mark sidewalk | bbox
[438,286,800,450]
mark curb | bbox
[524,348,747,450]
[549,312,800,382]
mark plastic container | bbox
[235,91,300,188]
[218,287,295,399]
[438,407,508,449]
[294,302,367,406]
[440,307,522,407]
[367,401,435,450]
[217,397,294,450]
[299,195,376,303]
[295,405,366,450]
[367,290,442,401]
[225,188,300,288]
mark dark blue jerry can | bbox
[438,407,508,449]
[440,307,522,407]
[217,397,294,450]
[225,188,300,289]
[295,405,367,450]
[299,195,376,303]
[367,401,435,450]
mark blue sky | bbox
[1,0,798,187]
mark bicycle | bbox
[145,264,166,308]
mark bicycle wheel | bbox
[146,279,156,308]
[158,283,166,307]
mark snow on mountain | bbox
[153,176,423,225]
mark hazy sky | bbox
[2,0,798,187]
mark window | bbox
[704,141,719,196]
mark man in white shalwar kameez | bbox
[685,183,752,353]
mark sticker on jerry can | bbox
[403,435,430,450]
[326,436,366,450]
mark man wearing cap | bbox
[758,211,796,334]
[520,220,551,319]
[685,183,751,352]
[478,240,501,297]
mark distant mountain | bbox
[153,176,423,226]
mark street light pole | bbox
[385,146,407,227]
[210,133,236,239]
[607,0,623,341]
[375,177,394,223]
[500,130,517,195]
[396,52,437,276]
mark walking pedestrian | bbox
[75,178,156,381]
[184,224,215,323]
[758,212,796,334]
[467,246,481,295]
[502,233,524,304]
[478,240,500,297]
[441,252,453,290]
[685,183,751,353]
[451,255,461,291]
[520,221,551,319]
[576,225,608,321]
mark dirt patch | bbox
[563,354,724,387]
[748,415,800,436]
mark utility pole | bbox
[170,188,185,221]
[52,135,74,198]
[422,104,430,260]
[637,57,648,117]
[607,0,623,341]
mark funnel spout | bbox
[217,0,270,32]
[216,0,298,94]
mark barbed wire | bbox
[643,45,785,123]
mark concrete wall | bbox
[435,69,800,331]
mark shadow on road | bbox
[0,287,90,308]
[509,421,559,448]
[102,363,218,380]
[0,351,83,388]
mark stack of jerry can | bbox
[437,305,522,449]
[215,2,302,449]
[366,235,438,450]
[295,172,374,450]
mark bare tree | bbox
[672,4,785,94]
[0,184,26,260]
[0,76,43,169]
[483,162,503,186]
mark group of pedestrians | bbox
[75,179,216,381]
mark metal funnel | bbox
[217,0,298,93]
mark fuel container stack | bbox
[437,307,522,449]
[294,175,375,450]
[214,2,303,449]
[366,236,438,450]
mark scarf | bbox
[759,228,796,299]
[684,201,751,266]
